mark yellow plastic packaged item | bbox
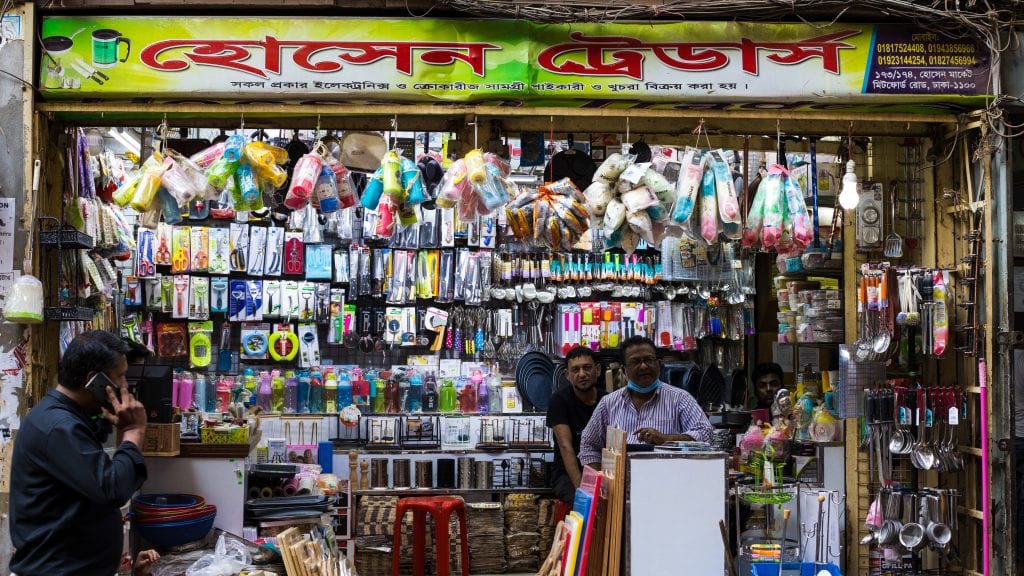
[381,150,402,198]
[244,141,278,167]
[201,426,250,444]
[112,172,141,207]
[257,163,288,188]
[129,168,166,212]
[464,149,487,185]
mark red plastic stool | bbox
[391,496,470,576]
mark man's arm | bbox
[678,394,714,443]
[577,400,609,468]
[552,424,583,488]
[46,422,147,505]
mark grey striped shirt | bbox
[578,384,714,466]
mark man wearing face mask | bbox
[10,331,148,576]
[579,336,713,469]
[546,346,607,502]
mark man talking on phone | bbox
[10,330,148,576]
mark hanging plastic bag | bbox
[672,148,703,225]
[742,178,768,248]
[783,172,813,249]
[381,150,403,200]
[314,166,340,214]
[759,165,787,249]
[699,167,718,244]
[435,159,468,209]
[594,152,629,184]
[710,150,741,239]
[205,157,238,191]
[361,166,386,210]
[401,155,426,205]
[326,157,358,209]
[129,159,170,212]
[189,141,226,170]
[285,153,324,210]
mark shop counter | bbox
[626,450,728,576]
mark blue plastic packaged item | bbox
[297,373,311,413]
[222,134,246,163]
[338,369,353,408]
[194,374,206,414]
[408,373,423,413]
[360,167,385,210]
[156,187,182,225]
[751,563,841,576]
[204,374,216,413]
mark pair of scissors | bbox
[230,232,248,271]
[155,234,171,265]
[192,249,209,271]
[284,239,303,275]
[172,247,190,273]
[137,232,155,277]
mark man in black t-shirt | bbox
[546,346,607,503]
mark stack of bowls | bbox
[132,493,217,548]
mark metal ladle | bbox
[872,275,891,359]
[911,388,936,470]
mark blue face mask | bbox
[626,379,662,394]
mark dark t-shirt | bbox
[543,150,597,191]
[546,385,607,479]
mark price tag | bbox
[949,406,959,426]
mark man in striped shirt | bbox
[578,335,714,468]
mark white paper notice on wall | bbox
[0,198,14,272]
[0,270,21,310]
[773,342,794,373]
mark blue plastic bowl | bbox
[137,513,216,548]
[133,493,203,509]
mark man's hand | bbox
[636,427,668,445]
[102,381,148,434]
[134,549,160,576]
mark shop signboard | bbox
[38,17,991,109]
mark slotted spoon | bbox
[884,181,903,258]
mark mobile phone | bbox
[86,372,121,412]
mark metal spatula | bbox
[884,181,904,258]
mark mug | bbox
[92,29,131,69]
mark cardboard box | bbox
[119,422,180,457]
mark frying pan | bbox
[41,27,85,57]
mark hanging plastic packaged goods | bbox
[710,150,742,239]
[284,153,323,210]
[755,165,787,250]
[932,269,949,356]
[699,166,718,243]
[313,166,340,214]
[190,141,226,169]
[782,170,813,249]
[129,157,170,212]
[206,157,239,191]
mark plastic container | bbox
[3,275,43,323]
[137,514,216,548]
[751,563,840,576]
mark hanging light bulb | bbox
[838,159,860,209]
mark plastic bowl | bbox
[135,505,217,525]
[137,514,216,548]
[133,493,205,511]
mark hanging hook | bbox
[625,116,630,145]
[473,115,479,150]
[239,112,245,132]
[391,115,400,150]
